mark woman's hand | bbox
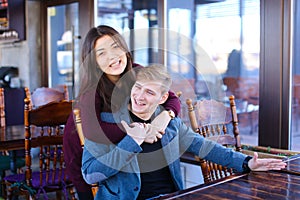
[143,110,174,144]
[150,110,172,135]
[121,121,147,145]
[144,124,163,143]
[248,152,287,171]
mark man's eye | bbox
[134,85,141,89]
[147,91,155,95]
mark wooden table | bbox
[155,170,300,200]
[0,125,43,151]
[281,154,300,175]
[0,125,25,151]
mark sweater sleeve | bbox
[163,90,181,116]
[79,89,126,144]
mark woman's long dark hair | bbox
[78,25,135,110]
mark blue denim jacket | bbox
[82,102,247,200]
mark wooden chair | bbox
[185,95,241,183]
[30,85,69,108]
[73,108,99,197]
[3,98,76,200]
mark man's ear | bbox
[159,92,169,105]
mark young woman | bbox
[63,25,180,200]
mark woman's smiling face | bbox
[94,35,127,78]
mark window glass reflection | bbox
[95,1,158,65]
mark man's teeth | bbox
[136,101,144,105]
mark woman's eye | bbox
[97,52,104,57]
[113,44,119,49]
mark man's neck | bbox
[129,111,152,124]
[128,104,153,121]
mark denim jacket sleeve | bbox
[82,135,142,185]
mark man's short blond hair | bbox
[135,64,172,94]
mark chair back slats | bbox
[31,136,63,147]
[186,95,241,183]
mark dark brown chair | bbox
[185,95,241,183]
[3,98,76,200]
[73,108,99,197]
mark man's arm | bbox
[176,119,287,172]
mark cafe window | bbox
[95,0,132,33]
[291,1,300,151]
[192,0,260,146]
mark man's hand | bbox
[248,152,287,171]
[121,121,147,145]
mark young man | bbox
[82,64,286,200]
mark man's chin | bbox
[131,108,144,114]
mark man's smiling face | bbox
[130,80,168,120]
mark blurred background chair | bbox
[3,98,76,200]
[30,85,69,108]
[1,87,28,127]
[223,77,240,99]
[223,77,259,135]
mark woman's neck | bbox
[106,74,120,84]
